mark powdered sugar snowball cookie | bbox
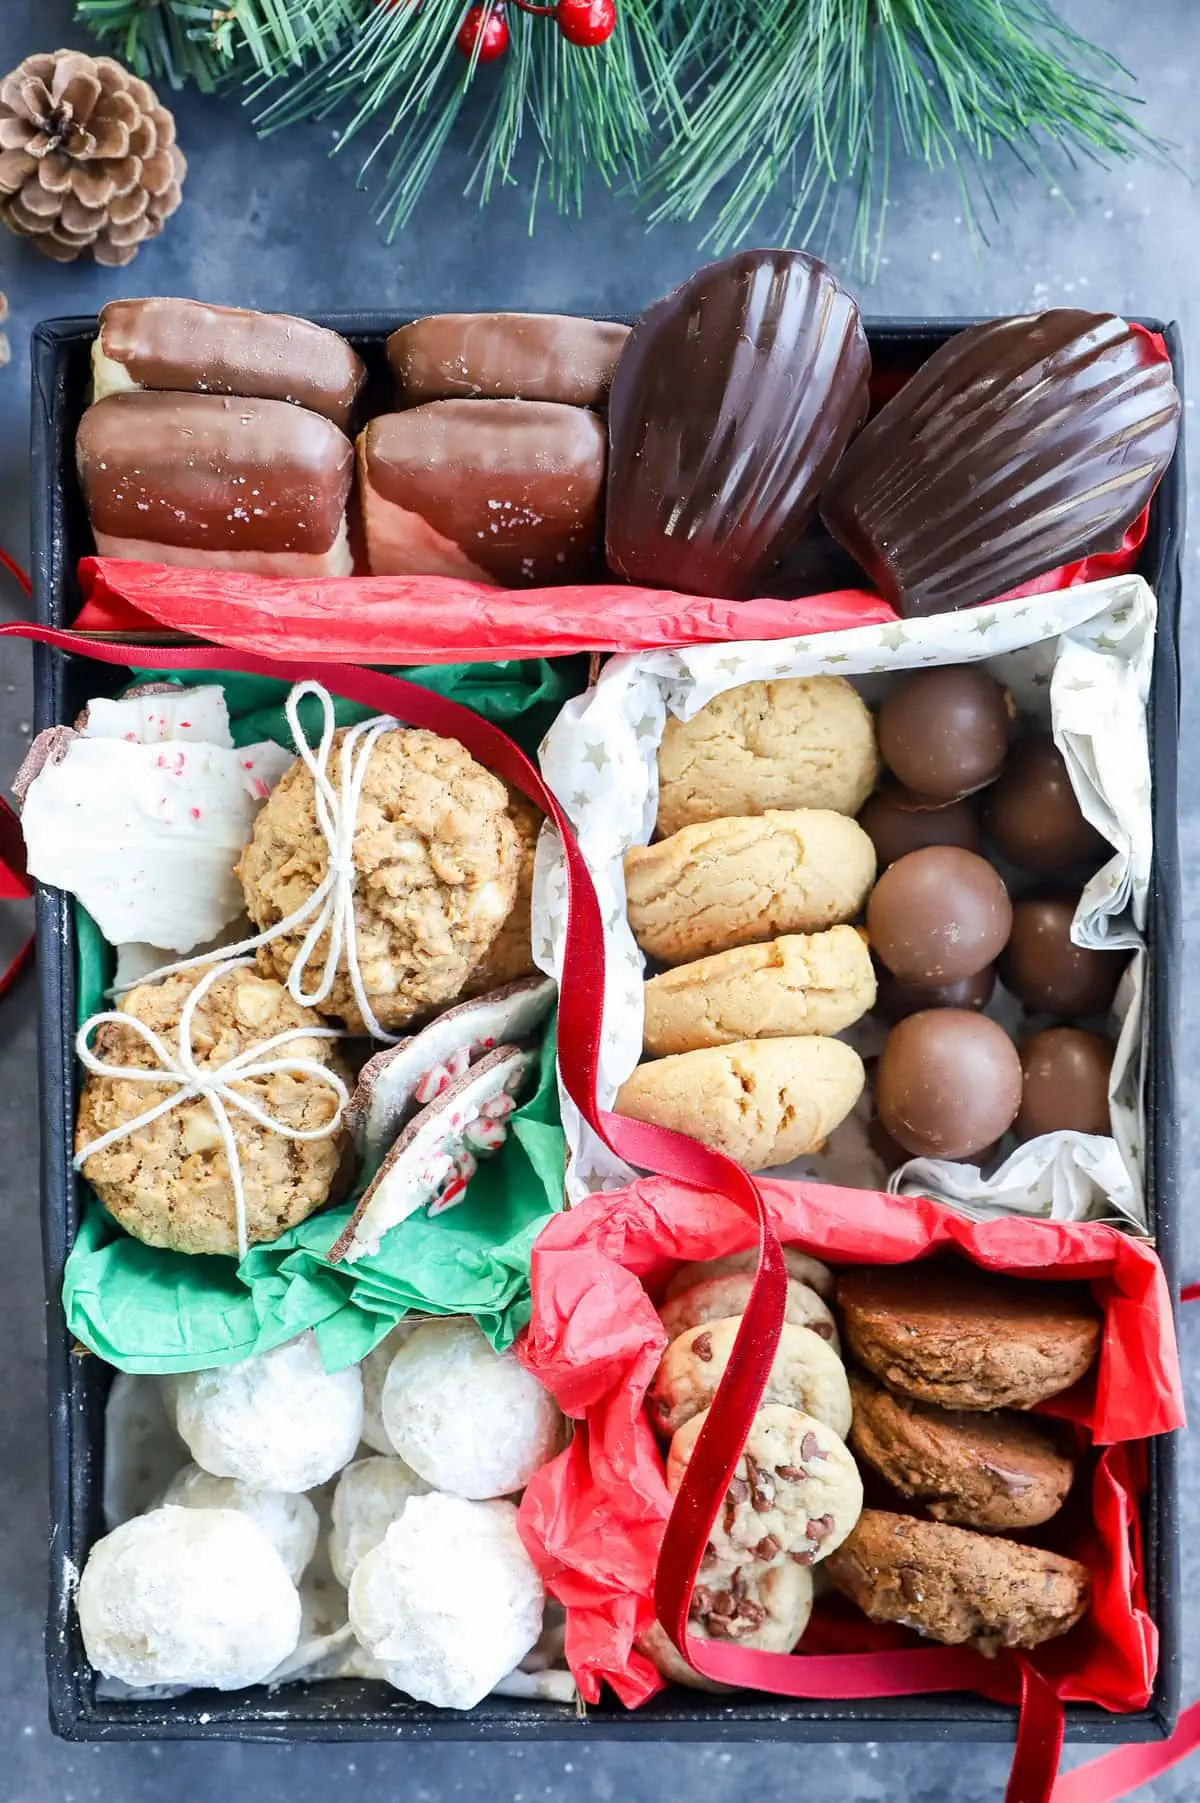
[381,1316,565,1499]
[664,1248,835,1304]
[329,1455,430,1586]
[77,1505,302,1688]
[668,1405,863,1566]
[348,1493,543,1708]
[73,966,350,1257]
[360,1323,420,1454]
[659,1274,840,1353]
[159,1462,320,1583]
[236,726,520,1032]
[172,1333,364,1491]
[650,1318,852,1440]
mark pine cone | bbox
[0,49,186,266]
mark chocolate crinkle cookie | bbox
[847,1370,1075,1532]
[826,1509,1090,1654]
[237,727,520,1032]
[75,969,351,1256]
[837,1261,1101,1411]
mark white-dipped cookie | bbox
[668,1405,863,1567]
[650,1318,852,1440]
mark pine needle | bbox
[74,0,359,89]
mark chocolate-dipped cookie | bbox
[92,297,366,430]
[822,311,1180,615]
[607,249,869,597]
[77,391,354,577]
[358,400,606,585]
[874,1009,1021,1160]
[387,313,629,407]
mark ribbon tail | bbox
[1008,1659,1066,1803]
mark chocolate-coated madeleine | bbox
[984,740,1109,876]
[877,667,1012,803]
[858,781,982,869]
[875,1010,1022,1161]
[867,846,1012,987]
[821,311,1180,615]
[387,312,629,407]
[1000,892,1126,1017]
[1016,1028,1113,1141]
[607,249,870,598]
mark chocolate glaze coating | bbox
[999,892,1126,1017]
[875,1010,1023,1160]
[387,312,630,408]
[821,310,1180,616]
[867,846,1012,986]
[858,780,981,869]
[873,961,996,1026]
[606,248,870,598]
[984,739,1109,876]
[877,667,1012,803]
[1016,1027,1113,1141]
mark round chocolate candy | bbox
[857,780,981,869]
[873,961,996,1026]
[877,666,1012,803]
[999,892,1126,1017]
[866,846,1012,987]
[875,1009,1023,1161]
[1016,1027,1113,1141]
[984,739,1109,876]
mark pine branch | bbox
[74,0,360,89]
[649,0,1165,272]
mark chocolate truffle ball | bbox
[1016,1028,1113,1141]
[984,739,1109,876]
[873,962,996,1026]
[867,846,1012,987]
[858,781,982,870]
[876,1010,1023,1161]
[999,892,1126,1017]
[877,667,1012,803]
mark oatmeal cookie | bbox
[237,726,519,1032]
[826,1510,1090,1653]
[656,677,879,838]
[638,1556,814,1688]
[625,810,876,966]
[659,1273,839,1352]
[462,790,541,998]
[837,1263,1101,1411]
[615,1036,864,1172]
[664,1248,834,1304]
[75,968,350,1256]
[847,1370,1075,1531]
[650,1318,852,1440]
[643,927,875,1055]
[668,1404,863,1566]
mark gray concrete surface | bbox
[0,0,1197,1796]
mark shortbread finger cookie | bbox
[659,1274,839,1352]
[847,1370,1075,1532]
[625,810,876,965]
[638,1555,814,1689]
[664,1249,834,1305]
[656,677,879,837]
[650,1319,851,1440]
[826,1510,1090,1653]
[837,1263,1101,1411]
[668,1404,863,1566]
[642,927,875,1055]
[616,1037,864,1172]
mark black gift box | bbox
[28,314,1185,1744]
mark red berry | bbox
[456,3,510,59]
[555,0,616,47]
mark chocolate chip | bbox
[776,1464,807,1481]
[729,1566,746,1599]
[754,1534,781,1561]
[691,1586,716,1616]
[728,1477,750,1503]
[692,1331,713,1362]
[709,1588,735,1618]
[706,1614,736,1639]
[813,1323,834,1340]
[806,1514,835,1543]
[789,1548,816,1566]
[732,1599,768,1632]
[800,1431,828,1462]
[745,1454,775,1513]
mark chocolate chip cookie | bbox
[668,1404,863,1566]
[848,1370,1075,1531]
[660,1273,840,1352]
[664,1248,835,1304]
[826,1510,1090,1653]
[837,1261,1101,1410]
[638,1553,813,1690]
[650,1318,852,1440]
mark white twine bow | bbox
[138,682,403,1042]
[74,956,350,1260]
